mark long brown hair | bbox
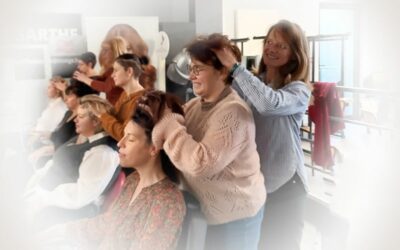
[114,53,156,90]
[258,20,310,89]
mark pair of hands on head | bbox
[151,108,184,151]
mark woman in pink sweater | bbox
[151,34,266,250]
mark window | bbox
[319,5,357,87]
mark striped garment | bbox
[232,64,311,193]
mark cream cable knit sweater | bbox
[153,89,266,224]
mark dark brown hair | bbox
[133,90,184,183]
[114,53,156,90]
[65,81,99,97]
[78,52,97,68]
[186,33,242,84]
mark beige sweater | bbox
[153,88,266,224]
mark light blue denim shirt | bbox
[232,64,310,193]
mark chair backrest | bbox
[101,171,126,212]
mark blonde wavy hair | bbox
[99,36,129,73]
[79,95,116,132]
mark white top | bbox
[34,97,67,133]
[25,132,119,211]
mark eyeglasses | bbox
[265,39,289,51]
[187,64,208,76]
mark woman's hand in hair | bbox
[137,91,185,149]
[212,47,238,70]
[73,71,93,86]
[151,110,184,150]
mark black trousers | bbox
[259,173,307,250]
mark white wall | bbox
[22,0,190,23]
[222,0,320,39]
[195,0,223,34]
[344,5,400,250]
[358,0,399,90]
[222,0,320,56]
[84,16,160,84]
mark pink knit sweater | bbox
[153,88,266,224]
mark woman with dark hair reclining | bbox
[36,90,186,250]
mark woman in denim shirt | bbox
[214,20,311,250]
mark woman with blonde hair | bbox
[73,36,128,105]
[28,82,98,168]
[25,94,120,230]
[214,19,311,250]
[36,91,186,250]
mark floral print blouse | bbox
[65,172,186,250]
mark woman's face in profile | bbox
[74,106,98,137]
[111,62,132,87]
[117,121,155,168]
[64,93,79,111]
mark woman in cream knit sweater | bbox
[151,34,266,250]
